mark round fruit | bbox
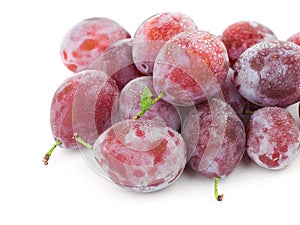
[44,70,119,165]
[60,17,130,72]
[153,30,229,106]
[234,40,300,107]
[94,119,187,192]
[132,12,197,75]
[221,21,277,66]
[181,98,246,178]
[246,106,300,170]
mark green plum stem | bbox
[43,139,62,165]
[73,133,93,151]
[152,92,165,104]
[132,110,146,120]
[133,92,166,120]
[214,177,224,201]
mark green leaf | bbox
[139,86,153,112]
[141,86,152,99]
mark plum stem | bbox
[132,111,145,120]
[73,133,93,151]
[43,140,62,165]
[214,177,224,201]
[133,92,165,120]
[244,109,254,115]
[152,92,165,104]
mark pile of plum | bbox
[43,12,300,201]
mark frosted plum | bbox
[246,107,300,170]
[44,70,119,165]
[234,40,300,107]
[94,119,187,192]
[221,21,277,66]
[153,30,229,106]
[287,32,300,46]
[60,17,130,72]
[117,76,181,131]
[89,38,144,90]
[181,98,246,178]
[132,12,197,75]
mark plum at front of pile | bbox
[181,99,246,178]
[234,40,300,107]
[60,17,130,72]
[246,107,300,170]
[94,119,187,193]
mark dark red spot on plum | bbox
[259,76,296,99]
[148,178,165,187]
[63,51,68,60]
[259,154,279,168]
[80,39,99,51]
[135,127,145,138]
[262,127,268,133]
[67,64,77,72]
[150,139,168,164]
[272,152,280,161]
[168,130,174,137]
[249,55,264,71]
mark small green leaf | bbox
[139,86,153,112]
[133,86,165,120]
[141,86,153,99]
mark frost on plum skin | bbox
[181,99,246,178]
[93,119,187,193]
[153,30,229,106]
[221,21,277,66]
[117,76,181,131]
[60,17,130,73]
[233,40,300,107]
[287,32,300,46]
[50,70,119,149]
[216,68,247,114]
[89,38,144,90]
[246,107,300,170]
[132,12,197,75]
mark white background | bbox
[1,0,300,224]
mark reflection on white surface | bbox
[79,147,112,182]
